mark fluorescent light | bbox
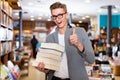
[113,10,118,13]
[14,12,19,16]
[31,18,34,21]
[17,2,21,7]
[30,16,34,17]
[17,16,20,19]
[78,21,82,23]
[97,9,102,13]
[85,0,91,3]
[28,3,33,6]
[47,19,51,21]
[38,17,42,20]
[82,17,86,19]
[85,15,90,18]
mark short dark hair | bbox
[50,2,67,12]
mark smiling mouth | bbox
[57,21,62,25]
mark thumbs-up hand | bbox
[69,28,79,46]
[69,28,84,52]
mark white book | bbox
[45,64,60,71]
[32,60,60,71]
[37,51,62,61]
[39,48,62,56]
[36,57,60,66]
[41,43,64,52]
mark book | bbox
[36,51,62,61]
[10,65,21,78]
[2,65,10,74]
[39,48,62,56]
[32,43,64,71]
[40,43,64,52]
[0,65,8,80]
[36,57,60,66]
[32,60,60,71]
[7,60,14,70]
[32,56,61,71]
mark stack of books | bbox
[32,43,64,71]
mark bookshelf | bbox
[0,0,20,80]
[0,0,13,56]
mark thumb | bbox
[72,28,76,35]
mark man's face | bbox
[51,8,68,29]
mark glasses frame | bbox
[51,12,67,20]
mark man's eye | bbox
[53,16,57,17]
[58,14,62,16]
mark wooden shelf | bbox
[0,1,19,80]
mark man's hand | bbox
[69,28,84,52]
[35,62,49,73]
[70,28,79,46]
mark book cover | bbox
[5,73,14,80]
[7,60,14,70]
[0,65,8,80]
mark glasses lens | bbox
[57,14,63,19]
[51,12,66,20]
[51,16,56,20]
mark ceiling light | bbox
[78,21,82,23]
[97,9,102,13]
[30,16,34,17]
[17,17,20,19]
[28,3,33,6]
[76,24,80,27]
[82,17,86,19]
[113,10,118,13]
[85,0,91,3]
[14,12,19,16]
[85,15,90,18]
[31,18,34,21]
[17,1,21,7]
[47,19,51,21]
[38,17,42,20]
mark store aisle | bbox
[19,59,45,80]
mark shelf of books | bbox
[0,0,13,56]
[0,0,21,80]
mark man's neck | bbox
[58,24,67,34]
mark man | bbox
[36,2,95,80]
[30,35,38,58]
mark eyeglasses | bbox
[51,12,67,20]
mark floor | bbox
[19,59,45,80]
[18,59,120,80]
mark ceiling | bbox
[12,0,120,23]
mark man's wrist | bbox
[77,42,84,52]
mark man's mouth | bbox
[57,21,62,25]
